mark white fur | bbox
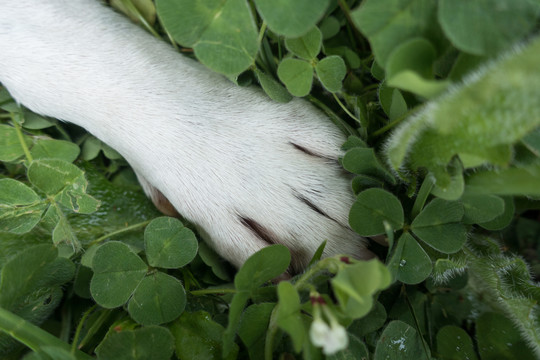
[0,0,369,271]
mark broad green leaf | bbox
[438,0,539,56]
[0,178,46,234]
[332,259,391,319]
[81,136,102,161]
[95,326,174,360]
[30,139,80,163]
[28,159,100,214]
[0,244,74,309]
[386,36,540,185]
[319,16,340,40]
[144,217,198,269]
[465,164,540,197]
[352,0,442,67]
[285,27,322,60]
[21,111,55,130]
[28,159,84,195]
[234,244,291,292]
[0,124,30,162]
[325,46,361,69]
[349,188,404,236]
[52,215,78,251]
[170,311,238,360]
[348,302,387,337]
[479,196,515,231]
[276,281,305,352]
[277,58,313,97]
[460,193,505,224]
[476,312,536,359]
[374,320,429,360]
[379,81,408,121]
[90,241,147,308]
[411,199,467,254]
[101,142,123,160]
[156,0,258,75]
[238,303,275,360]
[351,175,385,194]
[253,0,330,37]
[396,233,432,285]
[387,70,450,99]
[128,272,186,325]
[315,55,346,93]
[342,147,395,184]
[198,241,232,281]
[522,126,540,156]
[436,326,478,360]
[386,38,436,80]
[254,68,292,103]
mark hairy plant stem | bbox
[88,219,152,247]
[0,306,93,360]
[332,93,361,123]
[11,112,33,162]
[71,305,97,352]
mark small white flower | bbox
[309,318,349,355]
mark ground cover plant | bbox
[1,0,540,359]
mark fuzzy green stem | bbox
[189,288,236,296]
[0,306,93,360]
[264,306,280,360]
[77,309,112,350]
[88,219,152,247]
[332,93,361,123]
[11,112,33,162]
[71,305,97,353]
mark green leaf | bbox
[411,199,467,254]
[21,111,55,130]
[81,136,102,161]
[238,303,275,360]
[170,311,238,360]
[386,38,436,80]
[465,164,540,197]
[315,55,346,93]
[476,312,536,360]
[234,244,291,292]
[52,214,78,250]
[332,259,391,319]
[28,159,100,214]
[222,291,251,358]
[276,282,305,352]
[436,326,478,360]
[198,241,231,281]
[254,68,293,103]
[479,196,515,231]
[319,16,340,40]
[90,241,147,308]
[285,27,322,60]
[156,0,258,75]
[0,124,31,162]
[395,233,432,285]
[352,0,441,67]
[379,81,408,121]
[144,217,198,269]
[253,0,330,37]
[128,272,186,325]
[328,334,369,360]
[349,188,404,236]
[348,302,387,337]
[374,320,429,360]
[438,0,539,56]
[522,126,540,156]
[342,147,395,184]
[95,326,174,360]
[277,58,314,97]
[30,139,80,163]
[0,178,46,234]
[460,193,505,224]
[27,159,84,195]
